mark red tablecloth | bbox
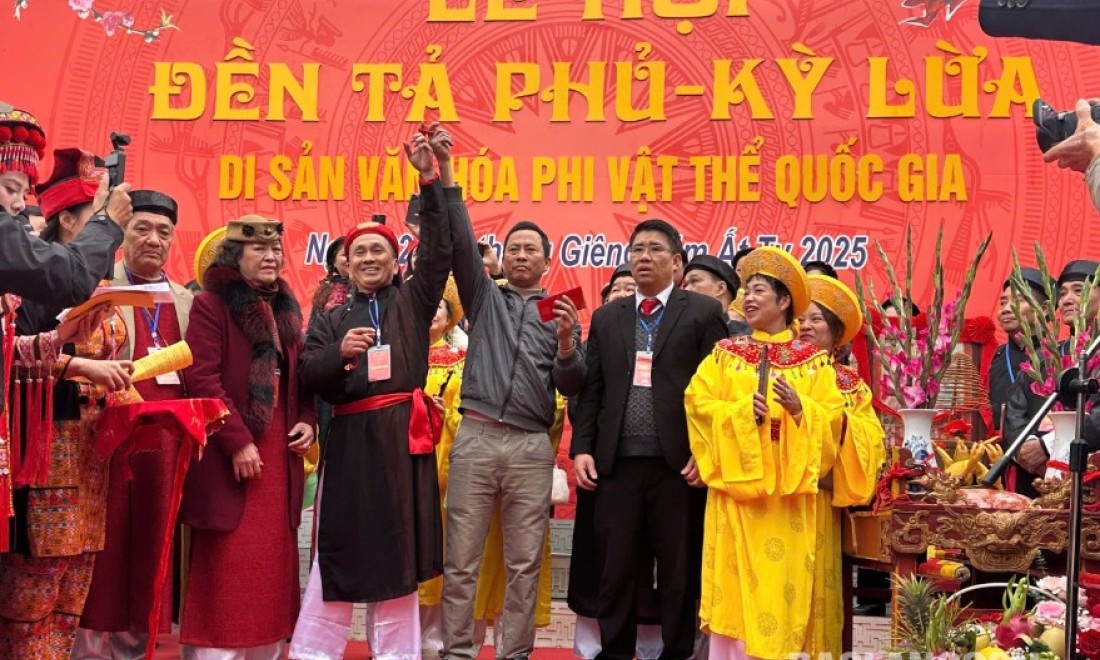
[93,398,229,660]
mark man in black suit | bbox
[571,219,728,660]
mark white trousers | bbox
[709,634,762,660]
[420,604,444,654]
[72,629,150,659]
[288,559,421,660]
[572,615,664,660]
[179,641,286,660]
[289,471,421,660]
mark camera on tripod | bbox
[1034,98,1100,153]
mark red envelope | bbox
[537,286,586,322]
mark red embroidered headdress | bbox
[36,148,102,219]
[0,102,47,186]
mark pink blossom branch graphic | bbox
[14,1,180,42]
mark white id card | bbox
[633,350,653,387]
[148,346,182,385]
[367,345,392,382]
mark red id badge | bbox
[367,345,392,382]
[633,351,653,387]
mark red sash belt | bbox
[333,389,441,454]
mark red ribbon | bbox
[333,388,441,454]
[1044,459,1100,481]
[13,373,56,488]
[873,463,922,513]
[93,398,225,660]
[14,375,42,488]
[0,302,13,552]
[1046,460,1100,483]
[872,398,902,420]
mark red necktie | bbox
[640,298,660,316]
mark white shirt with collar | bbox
[634,282,675,312]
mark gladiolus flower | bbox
[902,383,927,408]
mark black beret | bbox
[1057,259,1100,288]
[130,189,178,225]
[1005,266,1051,300]
[325,236,346,273]
[881,297,921,316]
[600,263,634,300]
[684,254,738,294]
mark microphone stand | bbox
[982,333,1100,660]
[983,389,1060,485]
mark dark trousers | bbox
[594,457,704,660]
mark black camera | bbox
[104,132,131,188]
[1034,98,1100,153]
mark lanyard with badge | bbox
[633,306,664,388]
[366,295,392,382]
[126,266,181,385]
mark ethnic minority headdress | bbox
[36,148,102,220]
[0,102,47,186]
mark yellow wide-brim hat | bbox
[193,226,227,287]
[442,276,464,336]
[738,246,811,319]
[807,274,863,346]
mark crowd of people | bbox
[0,97,1099,660]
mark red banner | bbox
[1,0,1096,320]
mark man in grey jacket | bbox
[423,128,585,660]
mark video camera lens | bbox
[1034,98,1100,152]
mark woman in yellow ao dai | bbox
[798,275,888,658]
[685,247,845,660]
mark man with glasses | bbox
[571,219,727,660]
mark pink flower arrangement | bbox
[1038,575,1086,603]
[1031,600,1068,628]
[856,224,991,410]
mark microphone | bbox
[1058,365,1100,409]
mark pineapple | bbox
[892,574,974,656]
[895,574,935,652]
